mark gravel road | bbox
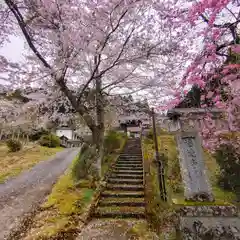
[0,147,80,239]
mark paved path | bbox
[0,148,79,239]
[77,219,159,240]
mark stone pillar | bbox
[167,109,215,202]
[176,131,214,201]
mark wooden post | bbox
[12,128,15,140]
[17,130,20,141]
[151,108,167,202]
[0,129,3,141]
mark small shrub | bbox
[146,129,154,140]
[72,144,98,182]
[29,128,49,141]
[144,137,153,145]
[214,144,240,200]
[104,130,121,154]
[6,139,22,152]
[39,134,60,148]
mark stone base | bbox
[178,205,240,240]
[185,192,215,202]
[180,217,240,240]
[178,206,239,217]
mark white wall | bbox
[76,126,92,136]
[56,129,73,140]
[118,112,150,125]
[127,126,141,132]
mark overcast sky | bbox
[0,35,25,62]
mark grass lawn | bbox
[142,136,179,239]
[23,155,95,240]
[0,143,63,183]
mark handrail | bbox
[151,108,167,202]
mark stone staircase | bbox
[92,138,145,219]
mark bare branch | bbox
[226,7,238,20]
[98,28,135,78]
[109,0,124,30]
[4,0,51,69]
[200,13,240,29]
[216,40,235,52]
[101,67,137,92]
[77,8,129,102]
[56,77,96,130]
[77,54,101,103]
[100,9,128,53]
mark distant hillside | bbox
[0,86,150,131]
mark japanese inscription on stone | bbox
[181,136,203,194]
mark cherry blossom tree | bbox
[165,0,240,151]
[0,0,194,175]
[0,2,191,147]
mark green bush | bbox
[146,129,154,140]
[29,128,49,141]
[6,139,22,152]
[104,130,121,154]
[72,143,98,182]
[144,137,153,145]
[214,144,240,200]
[39,134,60,148]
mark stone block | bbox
[176,132,214,202]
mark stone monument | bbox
[166,108,223,202]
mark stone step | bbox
[117,160,142,163]
[118,158,142,161]
[101,191,144,198]
[106,184,144,191]
[116,164,143,167]
[108,178,143,185]
[112,170,143,175]
[113,166,143,171]
[113,164,143,171]
[110,174,143,179]
[115,164,143,168]
[116,163,143,166]
[117,161,143,164]
[93,212,145,219]
[120,154,142,157]
[116,161,143,164]
[122,152,141,154]
[100,197,145,204]
[99,201,145,207]
[116,163,143,167]
[93,206,145,219]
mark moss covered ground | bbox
[23,154,95,240]
[23,134,127,239]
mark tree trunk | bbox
[0,129,3,141]
[88,56,105,178]
[12,129,15,140]
[94,73,105,178]
[17,130,20,141]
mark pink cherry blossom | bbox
[231,45,240,54]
